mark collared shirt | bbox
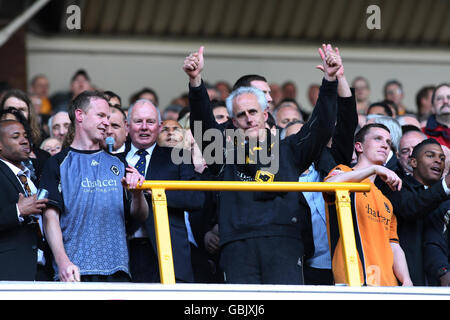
[113,144,126,154]
[126,143,156,173]
[299,163,332,269]
[0,158,44,265]
[126,143,156,239]
[0,159,37,219]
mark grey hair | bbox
[225,86,267,118]
[48,111,69,138]
[127,98,161,123]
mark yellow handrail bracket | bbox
[132,181,370,286]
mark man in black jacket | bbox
[0,120,48,280]
[424,196,449,286]
[182,45,340,284]
[380,138,450,285]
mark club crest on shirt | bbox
[110,165,120,176]
[255,170,274,183]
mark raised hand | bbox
[183,46,204,86]
[316,43,342,81]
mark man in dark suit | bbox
[125,99,205,283]
[0,120,48,281]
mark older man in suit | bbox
[125,99,205,283]
[0,120,48,280]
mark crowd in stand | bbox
[0,44,448,287]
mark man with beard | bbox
[423,83,450,148]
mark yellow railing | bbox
[133,181,371,287]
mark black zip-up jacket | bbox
[189,78,338,246]
[424,200,449,286]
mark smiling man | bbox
[380,138,450,285]
[0,120,49,281]
[124,99,205,283]
[40,91,148,282]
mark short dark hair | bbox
[103,90,122,107]
[367,101,393,117]
[71,69,90,82]
[383,79,403,96]
[355,123,390,145]
[0,108,31,143]
[69,91,108,124]
[383,99,398,116]
[411,138,441,159]
[211,100,227,110]
[110,104,127,122]
[401,124,422,135]
[129,87,159,106]
[232,74,267,91]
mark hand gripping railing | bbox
[132,181,371,286]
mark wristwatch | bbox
[437,266,448,278]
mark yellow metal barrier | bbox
[133,181,370,286]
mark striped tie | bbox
[17,173,32,197]
[134,149,148,176]
[17,173,43,243]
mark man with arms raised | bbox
[183,45,340,284]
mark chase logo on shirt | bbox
[110,165,120,176]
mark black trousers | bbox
[303,265,334,285]
[80,271,130,282]
[129,238,160,283]
[220,236,304,285]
